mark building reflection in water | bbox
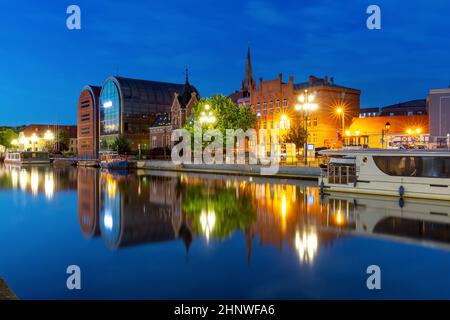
[75,169,450,263]
[0,164,75,199]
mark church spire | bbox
[242,47,253,93]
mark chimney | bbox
[309,75,317,84]
[330,77,334,84]
[324,76,328,84]
[289,76,294,91]
[278,73,282,83]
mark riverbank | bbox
[135,160,321,180]
[0,277,17,300]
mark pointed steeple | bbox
[242,47,254,94]
[178,67,199,108]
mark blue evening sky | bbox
[0,0,449,126]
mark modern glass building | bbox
[99,76,185,151]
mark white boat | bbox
[318,149,450,200]
[4,151,50,165]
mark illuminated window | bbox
[100,79,120,136]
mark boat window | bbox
[373,156,450,178]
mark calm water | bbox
[1,164,450,299]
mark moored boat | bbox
[4,151,50,165]
[319,149,450,200]
[100,153,129,170]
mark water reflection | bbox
[70,168,450,266]
[0,164,76,199]
[2,165,450,264]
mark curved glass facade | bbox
[100,80,120,136]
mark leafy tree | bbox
[183,95,257,147]
[110,135,132,155]
[0,128,18,148]
[57,129,70,151]
[100,139,108,150]
[285,124,307,149]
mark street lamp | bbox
[297,90,318,165]
[381,121,391,149]
[336,107,345,142]
[199,104,216,124]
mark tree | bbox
[110,135,132,155]
[57,129,70,151]
[0,128,18,148]
[285,124,307,149]
[183,95,257,146]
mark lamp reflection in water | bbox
[44,172,54,199]
[30,169,39,195]
[11,169,18,189]
[200,210,216,242]
[19,169,28,191]
[295,228,318,264]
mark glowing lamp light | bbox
[295,104,302,111]
[44,130,54,140]
[103,100,113,108]
[30,133,39,143]
[345,130,351,136]
[416,128,422,134]
[407,129,413,135]
[355,130,360,136]
[336,107,343,114]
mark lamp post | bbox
[295,90,318,165]
[381,121,391,149]
[336,107,345,142]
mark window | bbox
[269,101,273,114]
[152,136,157,148]
[313,117,318,126]
[283,99,287,111]
[263,102,267,115]
[100,79,120,135]
[373,156,450,178]
[257,103,261,116]
[276,100,281,113]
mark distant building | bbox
[428,88,450,146]
[345,115,429,148]
[359,107,380,118]
[13,124,77,152]
[380,99,426,116]
[77,85,101,159]
[229,47,254,108]
[99,76,186,151]
[251,74,361,148]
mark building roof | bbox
[23,124,78,139]
[177,71,199,108]
[294,75,360,93]
[381,99,426,111]
[107,76,186,106]
[348,115,429,135]
[150,114,171,128]
[360,107,379,113]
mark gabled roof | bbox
[177,71,199,108]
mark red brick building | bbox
[250,74,361,148]
[77,85,101,159]
[149,74,199,149]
